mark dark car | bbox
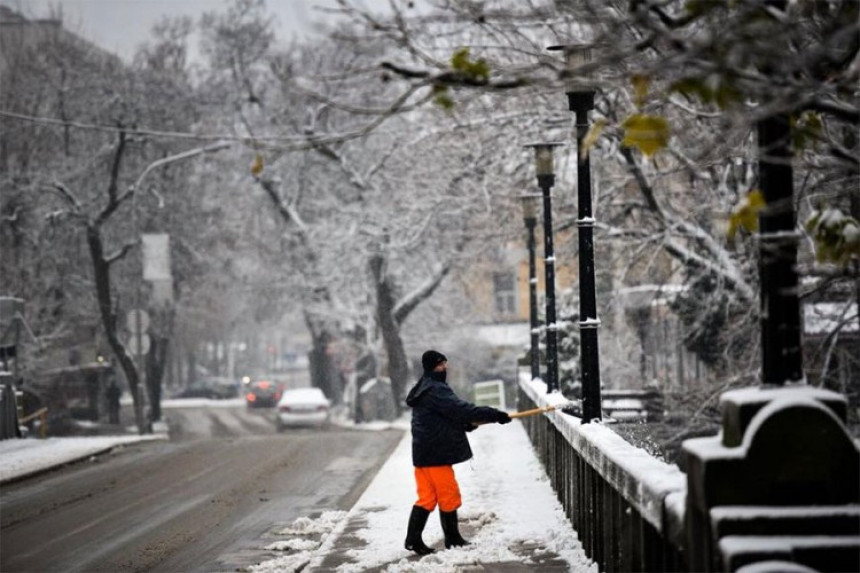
[175,378,239,400]
[245,380,282,408]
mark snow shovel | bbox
[509,405,562,419]
[475,402,576,426]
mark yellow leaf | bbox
[727,217,739,243]
[727,189,766,241]
[434,92,455,110]
[621,114,670,157]
[451,47,470,72]
[747,189,766,210]
[250,154,264,176]
[581,118,607,159]
[632,75,650,108]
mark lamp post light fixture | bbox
[520,193,541,382]
[549,43,602,422]
[525,142,564,394]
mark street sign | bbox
[142,234,171,281]
[128,333,151,355]
[126,309,150,334]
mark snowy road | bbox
[0,404,403,572]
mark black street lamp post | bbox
[550,43,602,422]
[520,193,541,382]
[526,142,563,394]
[758,114,803,385]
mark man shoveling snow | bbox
[403,350,511,555]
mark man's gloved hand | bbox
[495,410,512,424]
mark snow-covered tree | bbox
[309,0,859,403]
[0,14,231,433]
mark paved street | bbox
[0,404,402,573]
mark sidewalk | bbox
[252,419,597,573]
[0,430,167,484]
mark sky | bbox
[9,0,385,62]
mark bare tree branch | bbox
[124,141,233,206]
[380,61,531,90]
[95,131,128,227]
[51,181,82,212]
[393,262,452,325]
[105,242,135,265]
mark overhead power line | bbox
[0,100,415,151]
[0,109,261,143]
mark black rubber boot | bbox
[404,505,435,555]
[440,509,470,549]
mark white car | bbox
[275,387,331,430]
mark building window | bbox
[493,272,517,316]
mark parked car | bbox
[175,377,239,400]
[245,379,282,408]
[275,387,330,430]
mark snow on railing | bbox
[518,378,687,571]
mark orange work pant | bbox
[414,466,462,512]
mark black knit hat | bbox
[421,350,447,372]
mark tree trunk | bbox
[145,306,174,422]
[305,313,343,404]
[86,224,149,434]
[145,335,168,422]
[369,254,409,415]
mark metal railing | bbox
[518,381,687,571]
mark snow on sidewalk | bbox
[251,420,598,572]
[0,433,167,484]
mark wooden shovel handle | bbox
[508,405,557,419]
[475,405,557,426]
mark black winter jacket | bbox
[405,373,502,467]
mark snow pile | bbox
[264,538,320,552]
[0,434,166,483]
[249,551,312,572]
[250,510,348,573]
[275,511,348,536]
